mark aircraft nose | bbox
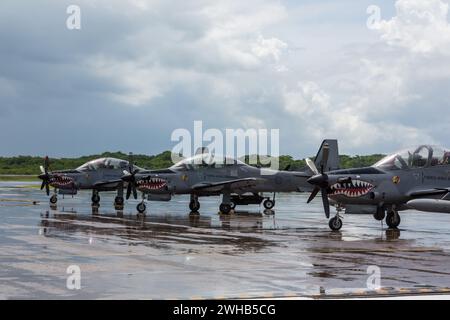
[307,174,328,186]
[38,173,47,180]
[121,173,133,182]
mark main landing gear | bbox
[114,183,124,209]
[219,190,233,214]
[91,190,100,207]
[374,206,401,229]
[386,210,401,228]
[189,194,200,212]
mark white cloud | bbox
[375,0,450,54]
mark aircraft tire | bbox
[91,194,100,204]
[386,212,401,228]
[263,199,275,209]
[328,216,342,231]
[50,195,57,204]
[114,196,124,206]
[189,200,200,212]
[137,202,146,213]
[219,203,232,214]
[373,207,385,221]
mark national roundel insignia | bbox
[392,176,400,184]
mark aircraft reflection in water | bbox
[38,208,273,250]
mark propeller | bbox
[123,152,138,200]
[305,143,331,218]
[38,156,51,196]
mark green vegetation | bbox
[0,151,386,175]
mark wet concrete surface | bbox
[1,181,450,299]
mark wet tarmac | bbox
[1,181,450,299]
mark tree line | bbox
[0,151,385,175]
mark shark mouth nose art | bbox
[329,179,374,198]
[137,177,167,191]
[49,175,74,188]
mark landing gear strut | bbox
[189,194,200,212]
[386,210,401,228]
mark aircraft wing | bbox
[407,188,450,198]
[93,179,123,188]
[191,177,265,192]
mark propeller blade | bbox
[44,156,50,173]
[305,158,319,175]
[132,185,138,200]
[45,183,50,196]
[307,187,320,204]
[321,188,330,218]
[39,166,45,174]
[126,183,132,200]
[128,152,134,172]
[40,180,45,190]
[321,143,329,173]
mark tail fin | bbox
[314,139,339,172]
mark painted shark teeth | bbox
[49,175,74,187]
[329,179,374,198]
[137,177,167,191]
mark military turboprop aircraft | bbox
[305,144,450,231]
[38,155,144,207]
[122,140,339,214]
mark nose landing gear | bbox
[328,215,343,231]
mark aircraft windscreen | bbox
[373,145,450,171]
[170,154,243,171]
[77,158,129,171]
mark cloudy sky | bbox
[1,0,450,158]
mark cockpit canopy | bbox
[77,157,130,172]
[170,154,246,171]
[373,145,450,171]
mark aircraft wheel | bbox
[189,200,200,212]
[114,196,124,206]
[263,199,275,209]
[137,202,146,213]
[328,216,343,231]
[219,203,232,214]
[91,194,100,204]
[373,207,385,221]
[386,212,401,228]
[50,195,57,204]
